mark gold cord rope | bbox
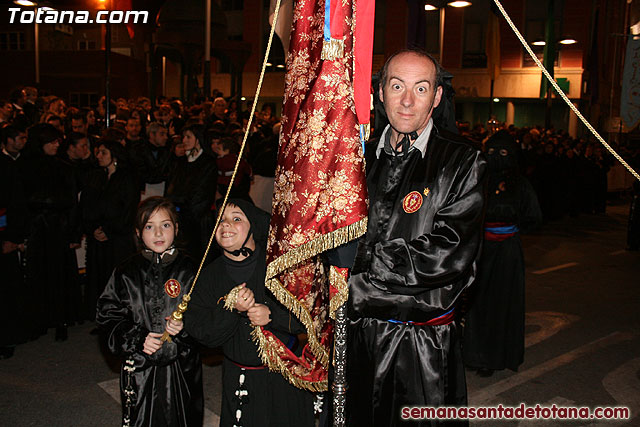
[493,0,640,183]
[162,0,282,340]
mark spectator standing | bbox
[80,140,139,321]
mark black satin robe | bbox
[347,127,487,426]
[96,252,204,427]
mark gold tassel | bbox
[361,123,370,142]
[329,266,349,320]
[251,326,328,392]
[222,284,244,312]
[321,38,345,61]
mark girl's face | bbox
[182,130,199,152]
[140,208,176,253]
[216,204,254,255]
[42,139,60,156]
[96,145,114,168]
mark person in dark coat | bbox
[59,131,97,193]
[462,131,542,376]
[346,50,487,426]
[184,199,314,427]
[80,139,139,321]
[21,123,81,341]
[165,124,217,259]
[0,125,30,357]
[97,197,203,427]
[130,122,172,196]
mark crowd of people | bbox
[460,122,640,221]
[0,88,280,356]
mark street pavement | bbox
[1,201,638,426]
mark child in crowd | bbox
[212,137,253,202]
[96,197,203,427]
[183,199,314,427]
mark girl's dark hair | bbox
[182,124,204,146]
[135,197,179,235]
[97,139,127,166]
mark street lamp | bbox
[13,0,55,84]
[424,1,472,64]
[96,0,112,127]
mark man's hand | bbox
[247,303,271,327]
[143,332,163,355]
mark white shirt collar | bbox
[187,147,203,162]
[376,118,434,159]
[2,147,20,161]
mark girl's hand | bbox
[247,303,271,327]
[165,317,183,336]
[235,284,255,312]
[142,332,163,355]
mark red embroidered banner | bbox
[253,0,370,391]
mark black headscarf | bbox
[215,198,271,257]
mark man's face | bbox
[149,128,168,147]
[214,99,226,116]
[16,90,27,106]
[126,119,141,138]
[69,138,90,160]
[72,119,88,134]
[6,132,26,153]
[380,52,443,142]
[25,88,37,103]
[0,103,14,120]
[48,119,64,134]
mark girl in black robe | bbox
[81,140,139,321]
[184,199,314,427]
[96,197,204,427]
[463,131,542,375]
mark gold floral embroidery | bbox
[272,169,301,217]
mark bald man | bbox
[346,50,487,426]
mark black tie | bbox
[394,134,410,156]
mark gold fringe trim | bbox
[252,326,328,392]
[222,285,243,312]
[329,266,349,320]
[265,276,330,369]
[263,218,367,369]
[266,218,367,280]
[321,38,345,61]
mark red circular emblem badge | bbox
[164,279,181,298]
[402,191,423,214]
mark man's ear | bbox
[379,83,385,104]
[432,85,443,110]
